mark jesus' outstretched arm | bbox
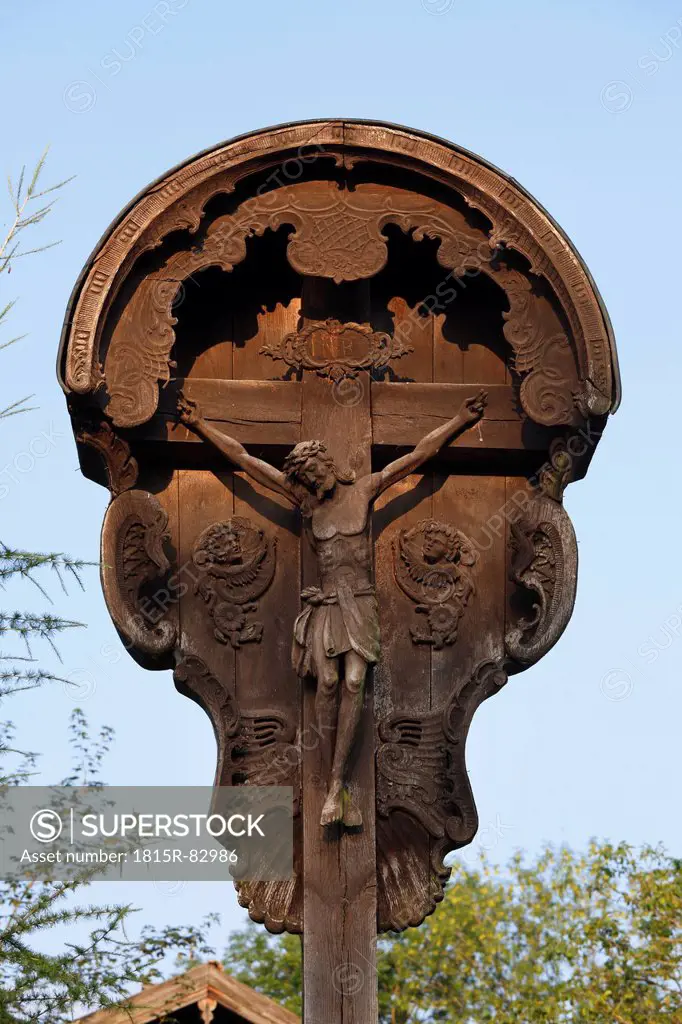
[369,388,487,499]
[177,394,296,504]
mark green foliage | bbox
[1,154,88,694]
[224,925,303,1016]
[223,842,682,1023]
[0,708,217,1023]
[0,149,73,415]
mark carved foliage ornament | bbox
[174,649,301,936]
[492,266,581,428]
[174,652,240,749]
[505,491,578,669]
[233,710,303,935]
[377,495,578,932]
[174,652,299,802]
[261,319,413,382]
[74,417,138,496]
[394,519,478,649]
[376,659,508,930]
[101,182,495,427]
[100,490,176,658]
[63,123,615,419]
[230,711,300,802]
[99,182,589,431]
[192,518,277,648]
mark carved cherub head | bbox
[421,520,462,565]
[202,522,243,565]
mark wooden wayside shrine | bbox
[59,120,620,1023]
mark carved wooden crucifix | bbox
[177,381,487,829]
[59,120,619,1023]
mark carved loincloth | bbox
[292,579,380,679]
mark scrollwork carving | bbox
[101,182,495,427]
[261,319,412,382]
[74,417,138,495]
[98,179,596,430]
[174,652,240,744]
[231,711,300,806]
[394,519,478,648]
[538,437,574,502]
[192,519,277,648]
[506,493,578,668]
[100,490,176,659]
[174,653,302,935]
[231,712,302,936]
[63,122,617,424]
[490,267,582,427]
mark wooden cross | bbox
[61,119,617,1024]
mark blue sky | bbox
[1,0,681,963]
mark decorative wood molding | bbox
[60,122,617,428]
[233,710,303,935]
[491,267,582,427]
[100,490,176,658]
[98,178,585,429]
[343,122,617,410]
[261,319,412,382]
[174,650,302,935]
[538,437,574,502]
[230,711,300,800]
[99,182,492,427]
[236,863,303,936]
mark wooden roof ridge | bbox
[73,961,300,1024]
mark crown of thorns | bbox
[283,441,333,481]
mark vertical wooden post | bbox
[299,280,378,1024]
[300,370,377,1024]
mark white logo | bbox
[30,809,63,844]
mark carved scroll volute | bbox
[74,416,138,495]
[506,486,578,669]
[173,653,240,788]
[100,490,177,665]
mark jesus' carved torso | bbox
[296,489,379,674]
[309,478,372,540]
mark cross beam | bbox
[129,379,550,454]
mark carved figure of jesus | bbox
[178,388,487,828]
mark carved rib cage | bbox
[60,120,618,938]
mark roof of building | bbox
[74,961,299,1024]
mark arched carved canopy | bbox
[59,119,619,431]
